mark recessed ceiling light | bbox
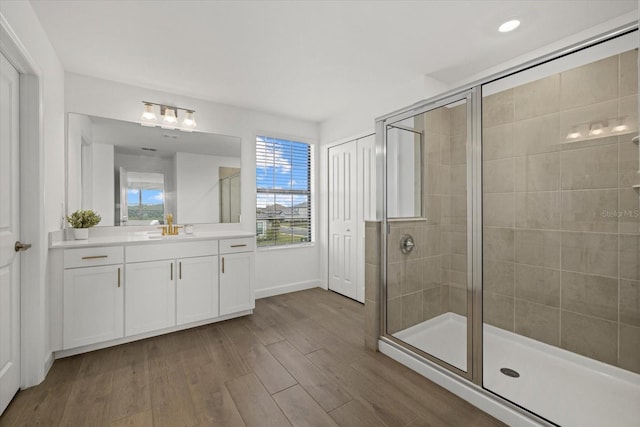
[498,19,520,33]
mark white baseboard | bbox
[255,280,322,299]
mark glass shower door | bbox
[384,94,473,376]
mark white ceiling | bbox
[30,1,637,123]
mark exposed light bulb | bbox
[498,19,520,33]
[141,103,157,127]
[182,110,197,131]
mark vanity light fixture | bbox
[611,117,628,133]
[588,122,604,136]
[498,19,520,33]
[566,126,581,140]
[140,101,197,132]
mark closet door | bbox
[328,142,358,300]
[356,135,376,302]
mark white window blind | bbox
[256,136,311,247]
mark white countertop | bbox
[50,230,256,249]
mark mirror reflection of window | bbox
[125,172,165,225]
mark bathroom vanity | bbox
[48,231,255,357]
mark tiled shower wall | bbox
[385,103,468,334]
[482,49,640,373]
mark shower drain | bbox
[500,368,520,378]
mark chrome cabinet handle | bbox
[15,241,32,252]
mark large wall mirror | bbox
[67,113,242,226]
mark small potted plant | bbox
[66,209,101,240]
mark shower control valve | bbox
[400,234,415,254]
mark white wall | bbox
[175,152,240,224]
[65,73,321,293]
[0,1,65,387]
[90,143,114,226]
[67,113,91,213]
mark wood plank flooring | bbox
[0,288,506,427]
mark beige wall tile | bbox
[515,191,561,230]
[422,286,448,321]
[386,262,402,300]
[484,227,514,262]
[365,263,379,303]
[483,124,514,161]
[620,279,640,327]
[619,137,640,188]
[365,222,381,265]
[401,259,423,295]
[619,49,638,96]
[483,292,514,331]
[450,133,467,166]
[448,286,467,316]
[422,256,443,289]
[560,144,618,190]
[515,300,560,346]
[387,297,402,334]
[483,158,515,193]
[515,264,560,307]
[425,196,442,225]
[449,103,467,134]
[560,55,618,110]
[561,311,617,365]
[515,152,560,192]
[515,229,561,269]
[620,234,640,280]
[425,164,442,195]
[619,323,640,374]
[512,114,562,156]
[450,164,467,195]
[483,90,514,128]
[449,231,467,256]
[514,74,560,120]
[619,188,639,235]
[619,95,639,135]
[561,271,618,321]
[402,293,423,329]
[561,232,618,277]
[364,301,379,351]
[484,193,515,227]
[560,189,618,233]
[484,260,515,296]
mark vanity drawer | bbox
[126,240,218,263]
[219,237,255,254]
[64,246,124,269]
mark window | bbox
[256,136,311,247]
[125,171,165,224]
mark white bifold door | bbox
[328,135,375,302]
[0,52,21,415]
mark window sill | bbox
[257,242,316,252]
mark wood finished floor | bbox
[0,288,506,427]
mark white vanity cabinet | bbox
[176,255,219,325]
[51,233,255,356]
[62,247,124,349]
[125,240,218,336]
[219,237,255,315]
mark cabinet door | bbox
[219,252,255,316]
[125,260,175,336]
[176,255,219,325]
[63,265,124,349]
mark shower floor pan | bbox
[393,313,640,427]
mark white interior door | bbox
[0,52,21,415]
[356,135,376,302]
[328,142,358,300]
